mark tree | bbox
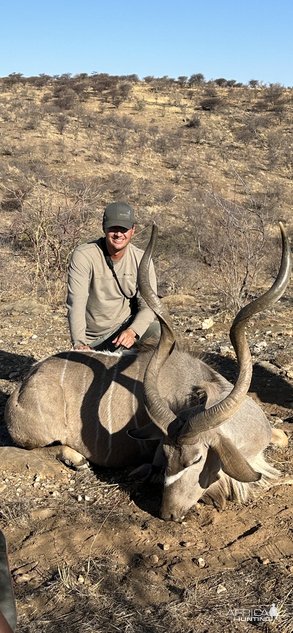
[177,76,188,86]
[188,73,205,85]
[214,78,227,87]
[226,79,237,87]
[3,72,24,88]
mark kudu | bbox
[4,223,291,521]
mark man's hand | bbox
[112,328,138,349]
[73,343,91,351]
[0,611,15,633]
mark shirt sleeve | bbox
[66,248,91,345]
[130,259,158,338]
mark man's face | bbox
[105,225,135,254]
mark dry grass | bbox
[0,75,292,308]
[18,550,293,632]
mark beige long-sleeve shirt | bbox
[67,238,157,346]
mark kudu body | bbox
[5,224,291,521]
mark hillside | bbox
[0,74,292,633]
[0,74,292,306]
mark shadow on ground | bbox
[204,352,293,412]
[0,350,36,445]
[0,350,36,382]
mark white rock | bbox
[77,574,85,584]
[197,557,206,568]
[218,345,233,356]
[253,341,268,351]
[201,317,214,330]
[159,542,170,551]
[149,554,159,564]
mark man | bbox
[67,202,159,351]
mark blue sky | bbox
[1,0,292,86]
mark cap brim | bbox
[104,221,133,230]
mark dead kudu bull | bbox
[4,223,292,521]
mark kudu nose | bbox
[160,510,185,523]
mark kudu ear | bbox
[127,423,163,441]
[210,434,261,483]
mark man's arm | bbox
[112,258,157,348]
[0,612,15,633]
[67,248,91,348]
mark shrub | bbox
[157,196,273,309]
[51,86,79,111]
[55,114,69,135]
[10,181,98,301]
[134,99,146,112]
[103,171,134,200]
[185,115,201,128]
[189,197,270,310]
[1,185,31,212]
[155,186,175,204]
[109,82,132,108]
[27,74,52,88]
[200,96,222,111]
[233,114,273,143]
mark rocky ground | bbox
[0,225,292,633]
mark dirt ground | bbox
[0,242,292,633]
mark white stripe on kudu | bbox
[104,359,120,464]
[60,355,69,421]
[165,466,192,487]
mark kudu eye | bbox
[184,455,202,468]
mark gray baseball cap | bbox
[103,202,135,230]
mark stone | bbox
[0,446,69,480]
[149,554,159,564]
[201,317,214,330]
[197,557,206,568]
